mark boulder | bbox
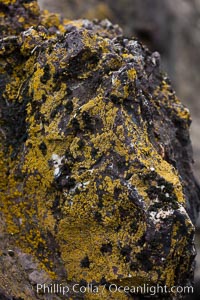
[0,1,199,299]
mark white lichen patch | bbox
[83,181,90,187]
[68,182,82,194]
[156,209,174,220]
[51,153,64,178]
[149,208,174,224]
[177,204,194,229]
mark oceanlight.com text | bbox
[36,283,193,296]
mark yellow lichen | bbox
[0,1,195,299]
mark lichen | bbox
[0,1,197,299]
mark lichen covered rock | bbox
[0,1,199,299]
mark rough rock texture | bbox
[38,1,200,298]
[38,0,200,182]
[38,2,200,235]
[0,1,199,299]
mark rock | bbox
[17,252,40,271]
[28,270,49,285]
[38,0,200,181]
[0,1,199,299]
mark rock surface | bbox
[38,1,200,298]
[38,0,200,182]
[0,1,199,299]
